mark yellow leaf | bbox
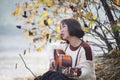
[31,8,37,14]
[40,37,45,42]
[29,35,34,39]
[92,15,97,20]
[82,27,91,33]
[36,46,43,52]
[46,1,53,7]
[41,11,48,18]
[56,7,62,13]
[24,20,32,24]
[56,24,60,33]
[29,14,35,19]
[18,14,22,17]
[37,19,44,24]
[84,11,92,19]
[42,25,47,29]
[41,0,47,4]
[47,18,52,24]
[23,36,29,40]
[24,30,29,35]
[44,31,49,35]
[12,4,21,16]
[24,30,34,39]
[55,34,61,40]
[35,1,40,8]
[88,21,94,27]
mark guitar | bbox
[50,49,72,72]
[50,49,81,77]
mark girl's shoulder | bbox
[81,41,91,48]
[81,41,93,61]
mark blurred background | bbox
[1,0,119,80]
[0,0,49,80]
[0,0,103,79]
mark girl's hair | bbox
[61,18,85,38]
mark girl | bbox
[35,18,96,80]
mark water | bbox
[0,51,50,80]
[0,36,50,80]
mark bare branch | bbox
[19,54,36,78]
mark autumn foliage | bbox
[12,0,120,80]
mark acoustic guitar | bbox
[50,49,81,77]
[51,49,72,72]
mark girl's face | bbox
[60,23,70,40]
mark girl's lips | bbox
[60,33,64,38]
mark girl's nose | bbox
[60,27,62,31]
[60,28,64,33]
[60,29,63,35]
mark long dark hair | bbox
[60,18,85,38]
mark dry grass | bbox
[95,50,120,80]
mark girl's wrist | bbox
[70,67,81,77]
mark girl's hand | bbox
[49,59,56,71]
[62,67,81,77]
[62,68,68,75]
[70,68,81,77]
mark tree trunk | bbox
[100,0,120,50]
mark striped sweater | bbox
[48,40,96,80]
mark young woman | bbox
[34,18,96,80]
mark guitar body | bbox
[53,49,72,72]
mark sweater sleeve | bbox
[75,47,96,80]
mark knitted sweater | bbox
[48,40,96,80]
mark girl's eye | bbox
[60,23,66,29]
[62,25,65,28]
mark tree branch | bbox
[19,54,36,78]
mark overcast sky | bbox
[0,0,30,52]
[0,0,24,36]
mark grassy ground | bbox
[17,52,120,80]
[95,52,120,80]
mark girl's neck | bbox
[68,36,82,47]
